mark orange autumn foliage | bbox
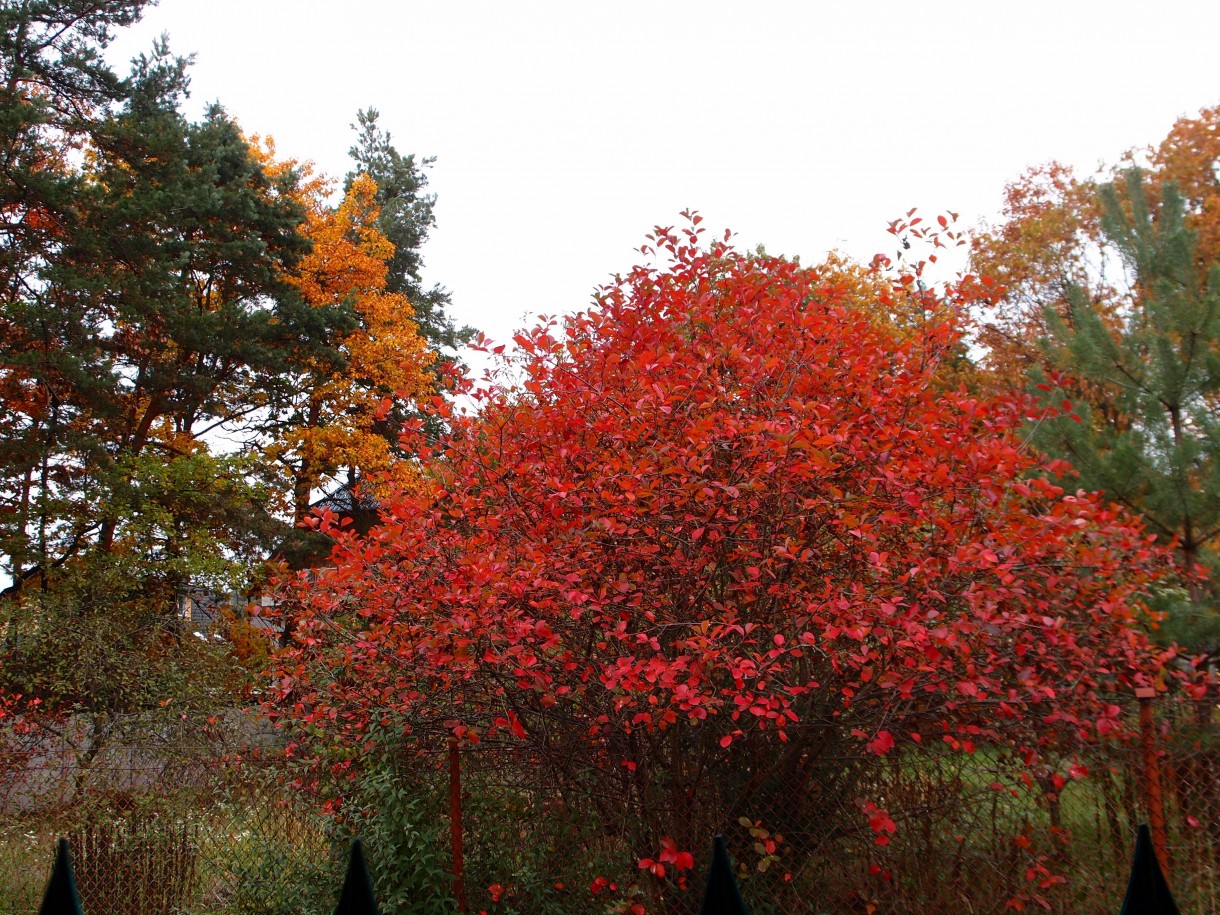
[970,104,1220,396]
[253,140,433,519]
[1150,104,1220,276]
[968,163,1117,393]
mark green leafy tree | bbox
[1,558,241,767]
[1032,169,1220,658]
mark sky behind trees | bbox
[109,0,1220,348]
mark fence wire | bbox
[0,694,1215,915]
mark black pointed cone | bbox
[38,838,83,915]
[333,839,380,915]
[699,835,749,915]
[1118,824,1180,915]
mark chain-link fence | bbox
[1,694,1216,914]
[0,724,338,915]
[436,693,1218,915]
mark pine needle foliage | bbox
[1033,169,1220,657]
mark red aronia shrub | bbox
[270,219,1199,906]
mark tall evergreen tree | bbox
[342,108,474,453]
[1,0,168,588]
[345,107,474,358]
[0,0,249,749]
[0,4,446,769]
[1033,169,1220,659]
[0,27,352,593]
[0,3,365,738]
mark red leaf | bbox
[867,730,896,756]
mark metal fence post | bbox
[1135,687,1171,878]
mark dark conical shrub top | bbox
[699,835,749,915]
[334,839,380,915]
[38,838,83,915]
[1119,824,1180,915]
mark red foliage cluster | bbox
[0,693,39,776]
[269,220,1188,888]
[273,222,1179,748]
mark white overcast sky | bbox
[108,0,1220,350]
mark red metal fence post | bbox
[1135,687,1171,878]
[449,736,468,912]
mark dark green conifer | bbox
[346,107,474,358]
[1033,169,1220,658]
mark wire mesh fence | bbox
[437,692,1218,915]
[1,693,1215,914]
[0,738,338,915]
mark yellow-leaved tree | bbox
[255,145,433,524]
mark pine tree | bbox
[345,108,474,358]
[1033,169,1220,658]
[343,108,474,451]
[0,1,322,742]
[0,32,352,593]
